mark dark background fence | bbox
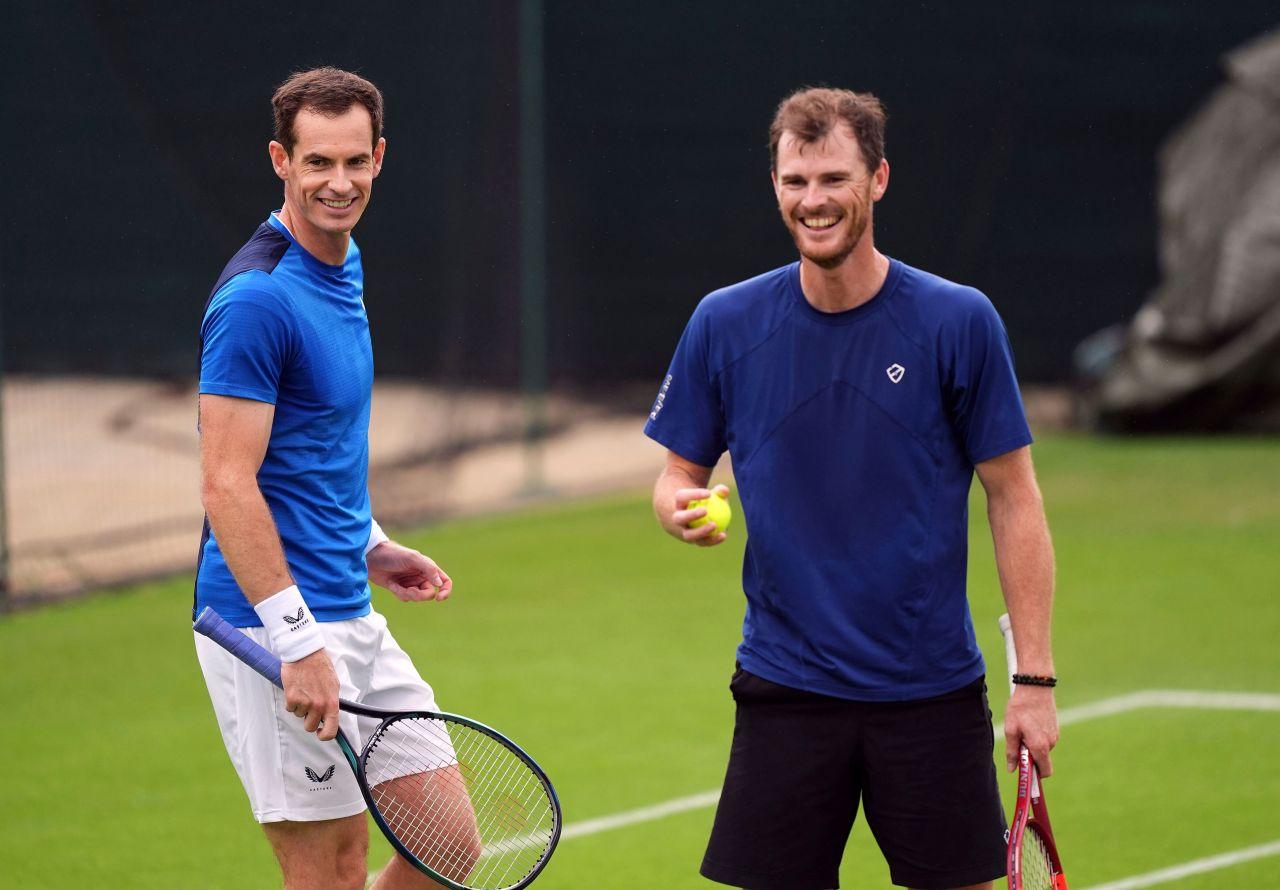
[2,1,1277,602]
[6,1,1278,386]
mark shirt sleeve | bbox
[643,301,727,467]
[199,284,295,405]
[941,290,1033,465]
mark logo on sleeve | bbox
[886,363,905,384]
[649,374,673,421]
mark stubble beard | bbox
[792,209,868,270]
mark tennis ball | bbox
[688,490,732,533]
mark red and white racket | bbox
[999,613,1068,890]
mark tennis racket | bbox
[999,613,1068,890]
[194,606,561,890]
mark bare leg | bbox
[370,852,452,889]
[910,883,994,890]
[263,813,369,890]
[369,765,483,887]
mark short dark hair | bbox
[769,87,887,173]
[271,67,384,155]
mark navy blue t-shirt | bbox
[196,213,375,626]
[644,259,1033,701]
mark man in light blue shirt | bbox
[194,68,469,889]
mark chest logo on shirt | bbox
[886,363,905,384]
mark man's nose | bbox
[329,165,353,194]
[801,183,827,208]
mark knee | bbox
[334,830,370,889]
[429,825,483,882]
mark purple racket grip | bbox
[194,606,283,687]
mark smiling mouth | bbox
[319,197,355,209]
[800,216,839,230]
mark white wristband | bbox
[366,518,390,556]
[253,585,324,663]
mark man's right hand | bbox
[280,649,341,741]
[666,484,731,547]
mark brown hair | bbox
[271,67,384,155]
[769,87,887,172]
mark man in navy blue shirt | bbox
[646,88,1060,889]
[195,69,469,889]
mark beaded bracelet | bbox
[1012,673,1058,687]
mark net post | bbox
[518,0,549,496]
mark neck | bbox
[277,202,350,266]
[798,235,889,314]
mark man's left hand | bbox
[1003,685,1059,777]
[367,541,453,602]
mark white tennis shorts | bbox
[194,609,442,823]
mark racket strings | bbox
[1019,825,1057,890]
[365,716,556,890]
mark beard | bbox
[783,183,873,269]
[796,210,868,269]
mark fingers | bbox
[1005,724,1020,773]
[1004,720,1057,776]
[434,570,453,601]
[1031,745,1053,778]
[673,506,708,527]
[281,651,340,740]
[316,698,340,742]
[674,487,711,509]
[1026,728,1056,777]
[389,569,453,603]
[681,519,719,543]
[302,702,323,734]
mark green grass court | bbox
[2,433,1278,888]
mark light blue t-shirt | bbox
[195,213,375,626]
[644,259,1033,701]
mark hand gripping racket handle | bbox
[194,606,284,687]
[999,612,1044,796]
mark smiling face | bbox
[771,124,888,270]
[268,104,385,251]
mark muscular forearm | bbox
[987,486,1056,676]
[202,478,295,604]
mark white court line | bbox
[564,689,1280,843]
[368,689,1279,886]
[1083,838,1280,889]
[561,790,722,840]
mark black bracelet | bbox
[1012,673,1058,688]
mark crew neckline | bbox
[787,258,903,326]
[268,211,351,274]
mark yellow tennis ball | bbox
[689,490,732,533]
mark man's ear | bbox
[371,137,387,178]
[871,158,890,202]
[268,141,290,181]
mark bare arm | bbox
[652,450,728,547]
[199,393,339,740]
[975,445,1059,775]
[199,394,292,600]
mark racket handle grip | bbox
[998,612,1018,695]
[194,606,284,687]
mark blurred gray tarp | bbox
[1077,28,1280,432]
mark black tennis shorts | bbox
[700,668,1007,890]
